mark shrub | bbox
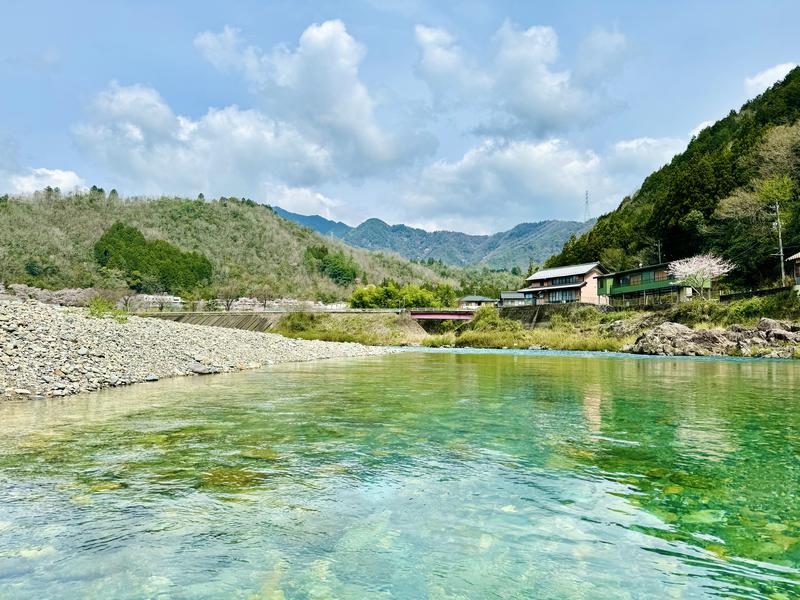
[88,296,127,323]
[277,311,319,333]
[468,306,523,332]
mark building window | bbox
[548,289,577,302]
[544,275,579,286]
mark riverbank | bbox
[0,299,392,399]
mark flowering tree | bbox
[668,254,735,299]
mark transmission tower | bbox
[584,190,590,222]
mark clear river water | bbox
[1,349,800,599]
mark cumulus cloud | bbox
[744,62,797,97]
[74,81,333,196]
[4,167,84,194]
[605,136,684,174]
[414,21,628,136]
[402,133,685,233]
[405,139,605,232]
[414,25,491,102]
[195,21,435,174]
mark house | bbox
[596,263,700,307]
[518,262,608,305]
[788,251,800,289]
[458,295,498,309]
[499,291,528,307]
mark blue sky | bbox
[1,0,798,233]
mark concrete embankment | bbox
[0,299,392,399]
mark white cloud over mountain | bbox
[6,168,84,194]
[744,62,797,97]
[74,81,333,197]
[403,134,685,233]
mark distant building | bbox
[499,291,527,307]
[518,262,608,305]
[458,295,498,309]
[596,263,699,307]
[788,251,800,289]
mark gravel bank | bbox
[0,299,392,399]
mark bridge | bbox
[408,308,476,321]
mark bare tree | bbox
[217,283,243,312]
[252,284,273,310]
[668,254,735,299]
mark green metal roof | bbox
[596,262,670,279]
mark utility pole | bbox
[776,202,786,283]
[584,191,590,222]
[656,240,662,263]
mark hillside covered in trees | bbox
[0,191,455,301]
[548,67,800,290]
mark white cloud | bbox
[405,138,607,232]
[414,25,491,102]
[195,21,435,174]
[689,120,714,138]
[6,167,84,194]
[606,136,684,174]
[744,62,797,97]
[264,183,340,218]
[414,22,628,136]
[74,82,333,196]
[402,133,685,233]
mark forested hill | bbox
[0,193,452,301]
[273,207,591,269]
[548,66,800,289]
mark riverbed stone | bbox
[632,320,800,358]
[0,298,392,399]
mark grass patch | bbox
[274,311,426,346]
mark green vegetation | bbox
[0,192,451,300]
[422,306,630,352]
[660,292,800,327]
[274,311,427,345]
[350,280,457,308]
[87,296,127,323]
[303,245,359,286]
[94,222,213,294]
[549,66,800,290]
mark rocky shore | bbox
[629,318,800,358]
[0,299,391,399]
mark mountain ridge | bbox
[273,207,592,269]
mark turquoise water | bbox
[1,350,800,598]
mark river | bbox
[1,350,799,598]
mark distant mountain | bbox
[272,206,352,237]
[274,207,592,269]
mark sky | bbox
[1,0,799,234]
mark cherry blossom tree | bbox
[668,254,735,299]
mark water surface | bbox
[1,350,799,598]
